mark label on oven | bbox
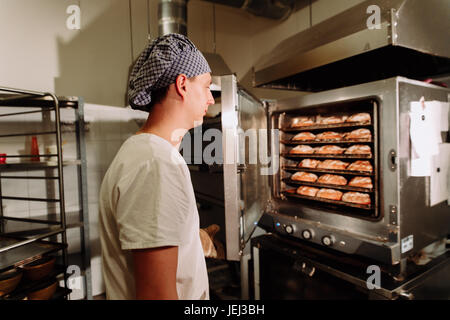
[401,235,414,253]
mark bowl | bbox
[22,256,56,281]
[27,280,57,300]
[0,268,23,296]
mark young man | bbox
[99,33,215,300]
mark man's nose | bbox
[207,91,215,105]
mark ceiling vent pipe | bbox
[158,0,188,36]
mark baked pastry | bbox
[317,160,349,170]
[317,188,343,201]
[317,115,347,125]
[296,186,319,197]
[291,116,315,127]
[292,132,316,141]
[315,145,346,154]
[346,113,371,123]
[348,177,373,189]
[290,145,315,154]
[315,131,344,141]
[347,161,373,173]
[298,159,321,169]
[345,145,372,156]
[317,174,347,186]
[291,171,318,182]
[344,128,372,140]
[342,192,371,205]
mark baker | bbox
[99,33,216,300]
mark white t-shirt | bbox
[99,133,209,300]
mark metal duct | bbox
[158,0,187,36]
[203,0,295,20]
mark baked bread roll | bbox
[348,176,373,189]
[291,171,318,182]
[291,116,315,127]
[296,186,319,197]
[346,112,371,123]
[298,159,321,169]
[315,131,344,141]
[318,115,347,125]
[317,174,347,186]
[292,132,316,141]
[315,145,346,155]
[344,128,372,140]
[317,188,343,201]
[347,161,373,173]
[342,192,371,205]
[344,145,372,156]
[317,160,349,170]
[290,145,315,154]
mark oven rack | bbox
[282,191,373,210]
[282,178,373,193]
[282,166,373,176]
[281,139,372,145]
[281,121,371,132]
[282,153,372,159]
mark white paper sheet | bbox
[430,143,450,206]
[410,99,445,176]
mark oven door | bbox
[221,75,271,261]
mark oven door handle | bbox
[293,259,316,277]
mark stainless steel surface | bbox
[158,0,187,36]
[264,77,450,265]
[203,53,232,77]
[203,0,296,20]
[253,0,450,90]
[221,75,241,261]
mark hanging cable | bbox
[128,0,134,62]
[147,0,151,41]
[213,3,216,53]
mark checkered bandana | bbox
[128,33,211,112]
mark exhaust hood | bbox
[253,0,450,91]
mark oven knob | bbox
[302,229,314,240]
[285,224,295,234]
[322,235,335,247]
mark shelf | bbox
[0,160,81,172]
[282,166,374,176]
[282,153,372,160]
[0,211,84,237]
[0,235,66,272]
[281,121,372,132]
[0,264,66,300]
[283,178,374,193]
[0,93,79,109]
[283,192,373,210]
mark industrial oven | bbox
[185,0,450,299]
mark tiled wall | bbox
[0,103,148,297]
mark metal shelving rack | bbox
[0,87,92,300]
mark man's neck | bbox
[136,117,188,148]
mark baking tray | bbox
[281,121,371,132]
[282,153,372,159]
[282,165,374,176]
[283,191,373,210]
[0,235,66,272]
[281,139,373,145]
[283,178,373,193]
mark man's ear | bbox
[174,74,188,99]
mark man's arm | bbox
[132,246,179,300]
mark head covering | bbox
[128,33,211,112]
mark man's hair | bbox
[147,85,170,112]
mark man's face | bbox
[186,73,215,126]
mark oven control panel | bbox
[258,212,361,254]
